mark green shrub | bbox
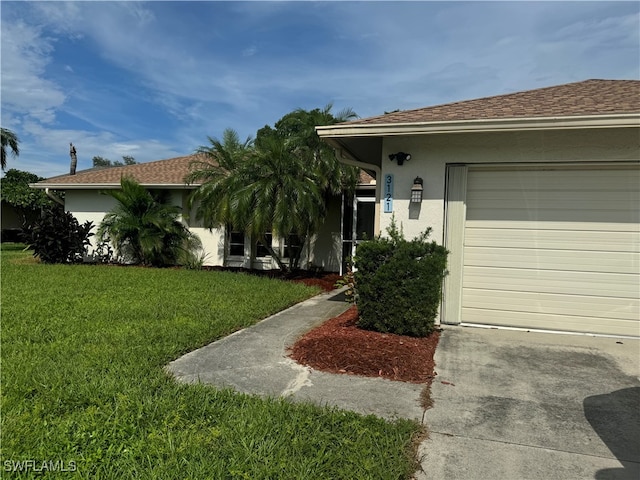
[354,220,448,337]
[24,205,94,263]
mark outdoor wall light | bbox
[389,152,411,166]
[410,177,423,203]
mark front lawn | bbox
[1,245,420,479]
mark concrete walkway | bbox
[166,289,640,480]
[167,288,428,420]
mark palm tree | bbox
[290,104,360,195]
[188,106,359,272]
[185,128,255,230]
[98,176,201,267]
[1,128,20,171]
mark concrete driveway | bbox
[416,327,640,480]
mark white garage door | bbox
[460,165,639,336]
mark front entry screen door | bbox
[342,196,375,273]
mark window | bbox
[283,234,303,259]
[255,232,273,258]
[228,231,245,257]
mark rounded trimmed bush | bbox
[354,222,447,337]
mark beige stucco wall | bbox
[64,188,342,270]
[65,190,118,241]
[379,127,640,244]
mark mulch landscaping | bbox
[203,269,440,385]
[288,272,343,292]
[289,305,440,384]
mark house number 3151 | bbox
[384,174,394,213]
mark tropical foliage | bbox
[354,219,449,337]
[92,155,137,167]
[1,127,20,170]
[1,168,54,213]
[98,176,201,267]
[187,105,359,271]
[23,205,94,264]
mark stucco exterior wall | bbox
[379,128,640,244]
[65,190,118,246]
[64,188,342,270]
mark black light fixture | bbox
[388,152,411,166]
[411,177,423,203]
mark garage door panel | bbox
[467,206,638,223]
[463,289,639,321]
[460,308,640,337]
[463,266,639,298]
[467,168,640,192]
[464,247,638,274]
[464,228,638,252]
[466,219,639,232]
[458,165,639,336]
[467,191,634,210]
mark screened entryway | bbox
[342,190,376,273]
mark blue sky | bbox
[1,1,639,178]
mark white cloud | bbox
[1,1,638,179]
[17,120,183,178]
[0,21,67,124]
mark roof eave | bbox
[316,113,640,138]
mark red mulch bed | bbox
[289,273,342,292]
[289,306,439,384]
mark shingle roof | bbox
[344,79,640,126]
[359,170,375,185]
[34,154,209,187]
[35,153,377,187]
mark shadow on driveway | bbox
[584,386,640,480]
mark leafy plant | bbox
[335,259,357,304]
[180,247,209,270]
[187,105,359,272]
[1,127,19,170]
[92,155,137,167]
[23,205,94,263]
[98,176,202,267]
[85,241,115,264]
[0,169,58,236]
[354,218,448,337]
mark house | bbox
[317,79,640,337]
[31,155,376,272]
[1,201,26,241]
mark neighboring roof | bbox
[345,79,640,125]
[359,170,375,185]
[32,154,211,189]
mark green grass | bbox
[1,245,421,479]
